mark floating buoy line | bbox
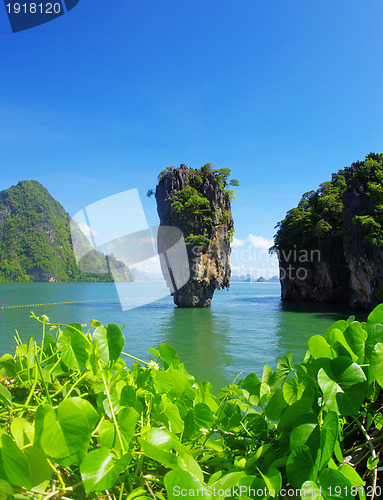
[0,297,135,310]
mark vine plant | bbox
[0,306,383,499]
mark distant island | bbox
[231,274,279,282]
[0,180,133,283]
[273,152,383,309]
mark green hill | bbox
[0,180,133,282]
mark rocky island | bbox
[273,152,383,309]
[0,180,133,282]
[155,164,237,307]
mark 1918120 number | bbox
[5,3,62,14]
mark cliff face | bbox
[274,153,383,310]
[155,164,234,307]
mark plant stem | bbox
[121,352,147,365]
[353,416,378,500]
[100,367,125,454]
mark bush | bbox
[1,308,383,498]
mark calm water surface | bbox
[0,282,366,390]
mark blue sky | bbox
[1,0,383,275]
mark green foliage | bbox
[273,152,383,252]
[0,180,133,283]
[353,216,383,246]
[162,164,238,247]
[1,307,383,498]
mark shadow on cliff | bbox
[158,307,233,391]
[270,299,368,366]
[278,300,368,322]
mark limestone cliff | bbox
[273,153,383,309]
[155,164,235,307]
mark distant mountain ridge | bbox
[231,274,279,282]
[0,180,133,282]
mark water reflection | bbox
[273,300,368,365]
[158,307,233,390]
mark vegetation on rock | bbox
[0,180,133,283]
[161,164,238,247]
[1,307,383,498]
[273,153,383,252]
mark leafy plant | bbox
[1,307,383,498]
[273,152,383,253]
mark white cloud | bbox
[232,234,274,250]
[247,234,274,250]
[231,237,246,248]
[131,256,164,279]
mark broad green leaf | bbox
[367,304,383,327]
[24,446,52,487]
[57,328,89,371]
[258,467,281,497]
[11,418,34,448]
[80,447,130,495]
[318,468,354,499]
[117,406,139,445]
[81,447,113,495]
[0,479,14,500]
[325,329,356,361]
[184,403,214,439]
[301,481,325,500]
[165,469,208,500]
[160,395,184,434]
[343,324,366,364]
[286,445,317,488]
[283,377,304,405]
[325,321,348,340]
[0,384,11,405]
[149,347,160,358]
[241,372,262,405]
[308,336,334,360]
[120,384,137,408]
[1,435,31,490]
[138,437,179,469]
[265,388,288,421]
[144,428,177,451]
[370,343,383,387]
[154,371,179,394]
[177,453,204,483]
[98,420,115,448]
[43,333,56,356]
[101,389,120,419]
[338,464,365,488]
[0,355,17,378]
[57,397,99,455]
[290,414,320,454]
[194,382,219,412]
[318,357,368,416]
[158,344,180,368]
[319,412,338,470]
[269,352,292,392]
[93,324,124,364]
[90,320,103,328]
[34,404,69,459]
[279,397,314,431]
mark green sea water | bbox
[0,282,366,390]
